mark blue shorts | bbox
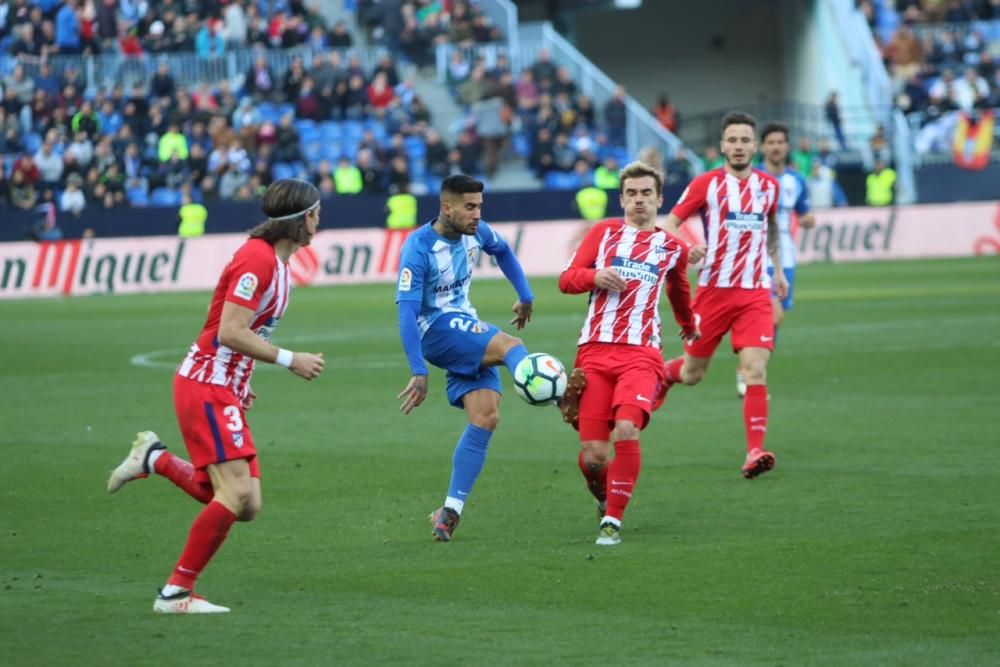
[422,313,502,408]
[768,266,796,311]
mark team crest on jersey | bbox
[399,267,412,292]
[232,432,244,448]
[234,272,258,300]
[466,247,479,265]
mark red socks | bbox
[743,385,768,451]
[167,501,238,590]
[605,440,641,521]
[577,450,607,503]
[664,357,684,385]
[154,452,214,504]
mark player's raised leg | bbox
[106,431,166,493]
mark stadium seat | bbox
[271,162,295,180]
[24,133,42,154]
[512,133,531,158]
[127,187,149,206]
[149,187,181,207]
[320,121,342,141]
[301,140,323,163]
[543,171,582,190]
[342,121,365,140]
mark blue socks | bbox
[503,344,529,377]
[444,424,493,514]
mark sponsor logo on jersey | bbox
[234,272,258,300]
[232,432,244,448]
[724,211,765,232]
[398,267,412,291]
[610,256,659,284]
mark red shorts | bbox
[173,374,260,484]
[684,286,774,358]
[574,343,665,441]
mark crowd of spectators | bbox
[355,0,503,69]
[858,0,1000,157]
[0,0,352,60]
[0,0,528,228]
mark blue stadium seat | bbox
[257,102,279,123]
[341,121,364,140]
[149,187,181,207]
[301,140,323,163]
[320,121,342,141]
[543,171,582,190]
[24,132,42,154]
[364,120,388,141]
[295,120,318,140]
[512,133,531,157]
[271,162,294,180]
[3,155,15,177]
[320,142,344,162]
[127,187,149,206]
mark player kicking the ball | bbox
[558,161,698,546]
[106,179,326,613]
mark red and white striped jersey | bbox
[559,219,694,350]
[671,168,779,290]
[177,238,291,400]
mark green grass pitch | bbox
[3,257,999,666]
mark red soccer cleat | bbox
[742,448,776,480]
[558,368,586,428]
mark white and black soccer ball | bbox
[513,353,568,405]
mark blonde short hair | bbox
[618,160,664,196]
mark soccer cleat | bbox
[107,431,167,494]
[153,589,230,614]
[595,521,621,546]
[742,448,776,480]
[736,370,747,398]
[559,368,586,427]
[429,507,461,542]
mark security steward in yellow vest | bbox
[575,185,608,222]
[177,195,208,237]
[865,160,896,207]
[386,190,418,230]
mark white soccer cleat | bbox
[595,521,621,546]
[153,591,230,614]
[106,431,166,494]
[736,370,747,398]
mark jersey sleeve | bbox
[476,221,505,255]
[558,222,604,294]
[792,172,810,214]
[669,174,708,221]
[223,243,275,310]
[395,234,427,304]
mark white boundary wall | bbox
[2,201,997,300]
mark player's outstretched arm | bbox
[218,301,324,380]
[559,222,603,293]
[491,242,535,326]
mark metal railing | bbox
[436,22,700,173]
[1,46,389,95]
[475,0,521,71]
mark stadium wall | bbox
[2,202,997,300]
[570,0,786,115]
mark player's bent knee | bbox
[612,420,640,442]
[581,441,610,466]
[471,410,500,431]
[683,367,706,385]
[743,360,767,384]
[237,501,261,522]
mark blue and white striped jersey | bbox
[395,220,509,335]
[772,169,810,270]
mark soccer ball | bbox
[513,353,568,405]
